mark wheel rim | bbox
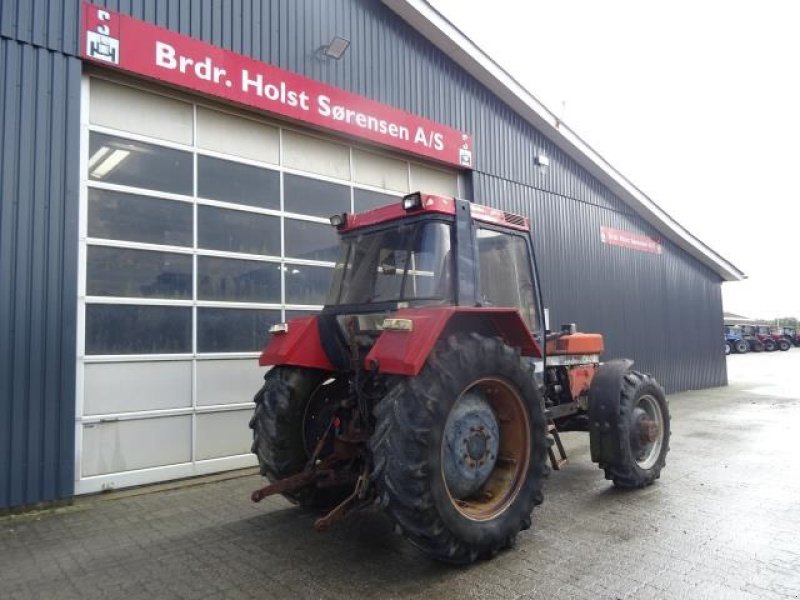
[441,377,531,522]
[629,394,664,470]
[301,377,345,458]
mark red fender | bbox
[258,316,334,371]
[364,307,542,376]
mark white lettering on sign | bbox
[155,42,228,84]
[82,4,474,167]
[317,95,410,140]
[600,226,662,254]
[240,70,310,109]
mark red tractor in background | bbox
[249,192,671,564]
[753,325,791,351]
[780,327,800,348]
[739,325,766,352]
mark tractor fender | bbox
[364,306,542,376]
[587,358,634,465]
[258,315,335,371]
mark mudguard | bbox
[364,306,542,376]
[258,316,335,371]
[587,358,634,464]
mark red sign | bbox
[81,3,473,169]
[600,226,662,255]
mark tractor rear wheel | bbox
[602,371,670,489]
[764,339,777,352]
[370,333,548,564]
[734,340,749,354]
[751,341,764,352]
[250,366,351,508]
[778,339,791,351]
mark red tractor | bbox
[754,325,791,351]
[249,192,671,564]
[780,327,800,348]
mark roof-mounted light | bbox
[329,212,347,229]
[402,192,423,211]
[269,323,289,335]
[382,318,414,332]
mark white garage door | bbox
[75,75,460,493]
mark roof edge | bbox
[381,0,746,282]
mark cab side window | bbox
[476,228,538,332]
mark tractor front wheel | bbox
[778,339,791,351]
[602,371,671,489]
[725,341,732,355]
[734,340,749,354]
[763,339,777,352]
[370,333,548,564]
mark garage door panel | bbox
[84,361,192,415]
[82,416,192,477]
[410,163,458,196]
[196,410,252,460]
[196,359,264,406]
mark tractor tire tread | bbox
[369,332,549,565]
[602,370,671,489]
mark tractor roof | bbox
[339,193,530,233]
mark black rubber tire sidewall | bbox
[603,371,671,489]
[250,366,350,508]
[370,333,548,564]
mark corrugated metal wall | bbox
[0,35,81,509]
[0,0,725,508]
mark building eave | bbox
[382,0,746,282]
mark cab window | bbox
[476,228,538,332]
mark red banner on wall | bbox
[81,3,474,169]
[600,226,662,255]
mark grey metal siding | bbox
[0,0,724,508]
[0,36,81,509]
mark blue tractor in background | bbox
[724,325,750,355]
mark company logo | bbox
[459,135,473,167]
[86,9,120,65]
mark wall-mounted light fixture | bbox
[534,154,550,167]
[319,35,350,60]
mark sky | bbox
[429,0,800,319]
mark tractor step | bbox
[546,421,568,470]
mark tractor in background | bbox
[739,325,765,352]
[724,326,749,355]
[779,327,800,348]
[754,325,791,351]
[248,192,671,564]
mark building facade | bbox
[0,0,743,510]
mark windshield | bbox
[326,221,453,307]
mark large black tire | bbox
[751,341,764,352]
[763,339,777,352]
[734,340,749,354]
[602,371,670,489]
[370,333,548,564]
[724,341,732,355]
[778,339,791,351]
[250,366,350,508]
